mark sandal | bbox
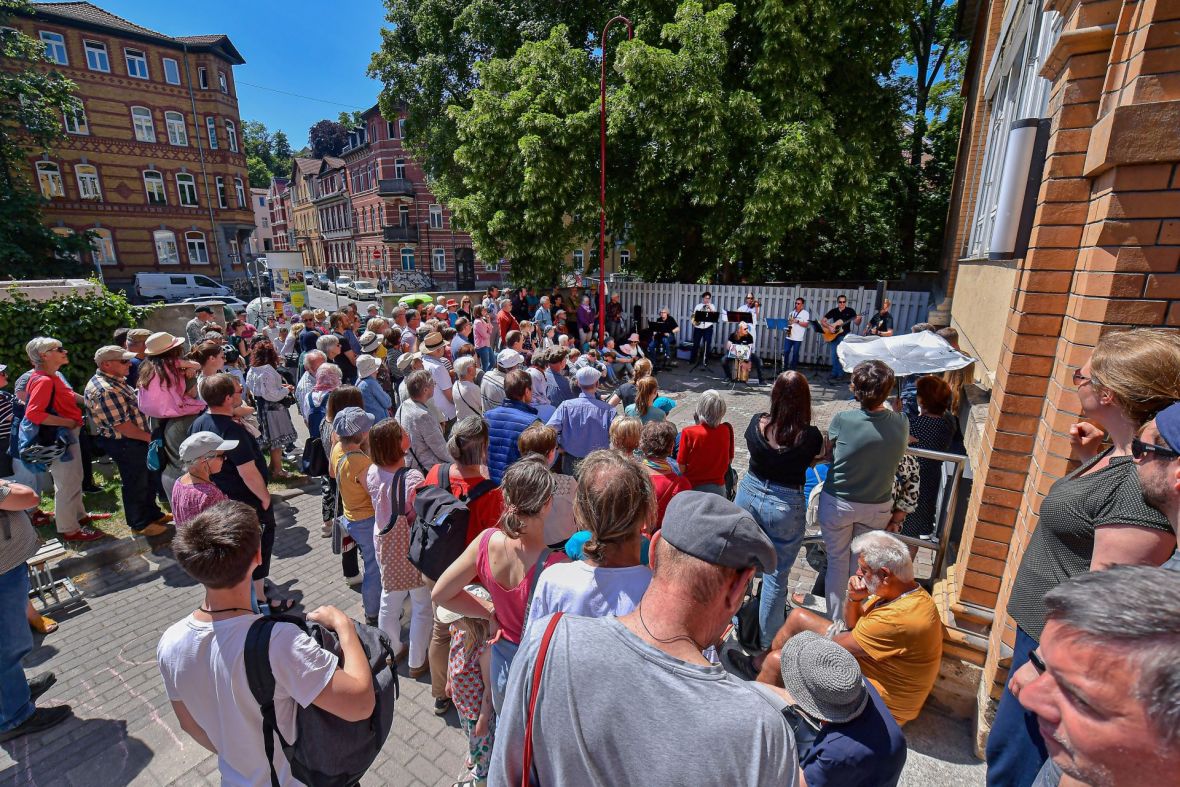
[30,615,58,635]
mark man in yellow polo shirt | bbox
[754,530,943,725]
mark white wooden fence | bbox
[610,282,930,366]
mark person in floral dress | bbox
[440,586,494,786]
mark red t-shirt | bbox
[649,469,693,528]
[676,422,734,488]
[25,371,83,424]
[497,310,519,341]
[424,465,506,545]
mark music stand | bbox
[765,318,787,376]
[690,310,718,371]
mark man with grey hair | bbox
[1016,566,1180,786]
[295,350,326,421]
[546,365,614,476]
[185,305,215,349]
[491,491,802,785]
[750,531,942,727]
[395,370,450,473]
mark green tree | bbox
[337,111,363,130]
[246,154,272,189]
[0,0,94,278]
[272,130,293,161]
[308,119,348,157]
[371,0,907,284]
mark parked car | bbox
[315,273,331,290]
[351,279,379,300]
[302,268,316,286]
[134,273,233,303]
[181,296,249,314]
[331,275,353,295]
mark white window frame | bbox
[394,159,406,179]
[162,57,180,85]
[216,176,227,209]
[572,249,584,271]
[75,164,101,201]
[36,161,64,198]
[226,119,238,153]
[91,228,117,266]
[124,48,149,79]
[198,67,208,89]
[64,103,88,135]
[432,248,446,272]
[83,40,109,72]
[39,31,67,65]
[484,257,499,272]
[234,177,246,208]
[175,173,198,207]
[620,249,631,269]
[185,231,210,264]
[400,247,415,271]
[218,70,228,94]
[429,204,443,229]
[143,170,167,205]
[52,228,80,262]
[131,106,155,142]
[398,204,410,226]
[154,230,180,265]
[398,118,406,139]
[205,117,218,149]
[165,111,187,146]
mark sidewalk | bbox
[3,364,984,785]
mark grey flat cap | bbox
[332,406,374,438]
[661,491,776,572]
[780,631,868,724]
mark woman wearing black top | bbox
[731,371,823,672]
[901,376,956,538]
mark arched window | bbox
[619,249,631,269]
[572,249,584,271]
[400,247,415,271]
[90,228,116,266]
[185,231,209,264]
[205,117,218,149]
[153,230,179,265]
[35,161,64,198]
[131,106,155,142]
[432,248,446,272]
[164,111,187,146]
[176,173,198,207]
[51,227,79,261]
[225,120,238,153]
[234,178,246,208]
[143,170,166,205]
[75,164,102,201]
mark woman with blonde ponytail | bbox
[432,460,567,713]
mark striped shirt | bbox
[85,372,149,439]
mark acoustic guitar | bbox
[821,320,844,343]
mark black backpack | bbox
[410,462,497,581]
[244,614,399,787]
[300,393,330,477]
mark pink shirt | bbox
[171,480,227,527]
[137,368,205,419]
[475,528,564,644]
[473,319,491,349]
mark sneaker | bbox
[61,526,105,543]
[320,521,334,538]
[432,697,452,716]
[345,573,363,587]
[0,705,72,743]
[134,523,170,537]
[27,672,56,703]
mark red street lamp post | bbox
[598,15,633,344]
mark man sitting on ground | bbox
[490,492,802,785]
[756,531,942,726]
[157,500,374,784]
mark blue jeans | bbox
[0,563,34,732]
[828,333,845,377]
[490,637,519,715]
[342,515,380,620]
[734,473,806,650]
[985,626,1048,787]
[783,339,802,370]
[476,346,495,372]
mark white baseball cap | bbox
[575,366,601,386]
[497,349,524,369]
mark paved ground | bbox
[2,363,984,786]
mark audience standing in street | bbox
[676,389,734,496]
[546,366,615,476]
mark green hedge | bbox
[0,282,155,391]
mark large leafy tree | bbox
[371,0,911,284]
[308,119,349,158]
[242,119,294,188]
[0,0,94,278]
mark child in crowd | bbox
[441,586,495,786]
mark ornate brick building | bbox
[267,176,290,252]
[6,2,255,283]
[937,0,1180,745]
[289,156,321,268]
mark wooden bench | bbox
[27,539,84,613]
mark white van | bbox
[134,273,233,303]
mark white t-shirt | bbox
[524,561,652,634]
[692,301,718,327]
[157,615,337,787]
[788,308,811,342]
[422,355,457,420]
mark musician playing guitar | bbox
[690,291,718,371]
[784,297,810,371]
[723,321,763,385]
[821,295,860,382]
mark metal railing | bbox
[383,224,419,242]
[378,178,414,196]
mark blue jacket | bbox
[545,369,576,408]
[358,377,392,425]
[486,398,541,484]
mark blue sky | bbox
[92,0,386,146]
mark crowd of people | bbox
[2,287,1178,787]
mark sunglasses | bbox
[837,300,846,304]
[1131,437,1180,462]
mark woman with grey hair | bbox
[676,389,733,496]
[21,337,98,541]
[395,370,450,473]
[315,333,341,362]
[453,355,483,421]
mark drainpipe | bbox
[181,44,224,279]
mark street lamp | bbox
[598,15,633,344]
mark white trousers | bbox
[818,490,892,623]
[378,585,432,669]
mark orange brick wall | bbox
[949,0,1180,696]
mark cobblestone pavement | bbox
[1,364,983,786]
